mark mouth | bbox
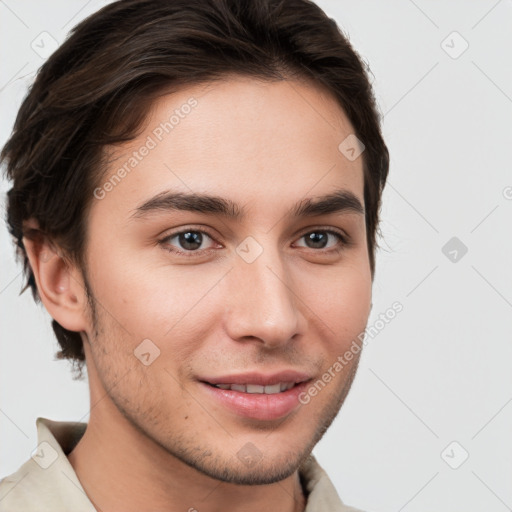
[198,371,312,421]
[205,382,297,394]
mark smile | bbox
[211,382,296,394]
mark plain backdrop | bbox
[1,1,511,511]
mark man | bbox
[0,0,389,510]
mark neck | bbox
[67,402,306,512]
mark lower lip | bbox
[200,381,311,421]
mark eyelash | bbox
[158,226,350,258]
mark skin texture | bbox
[23,76,372,512]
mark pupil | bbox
[307,232,327,249]
[180,231,202,250]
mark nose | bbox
[223,243,306,349]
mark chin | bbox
[197,457,303,485]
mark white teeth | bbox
[246,384,265,393]
[213,382,296,393]
[264,384,281,394]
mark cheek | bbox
[88,245,223,350]
[305,262,372,345]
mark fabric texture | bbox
[0,417,366,511]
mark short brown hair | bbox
[1,0,389,378]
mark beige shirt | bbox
[0,417,365,512]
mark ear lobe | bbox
[22,220,89,333]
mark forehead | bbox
[92,76,364,222]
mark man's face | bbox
[80,76,372,484]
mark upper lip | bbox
[200,370,312,386]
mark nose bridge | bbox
[225,236,304,347]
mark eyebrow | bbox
[129,188,364,221]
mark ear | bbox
[22,218,89,333]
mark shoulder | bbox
[0,459,41,511]
[0,417,93,512]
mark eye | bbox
[294,229,348,253]
[159,226,350,258]
[160,228,218,257]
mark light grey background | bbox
[1,1,511,511]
